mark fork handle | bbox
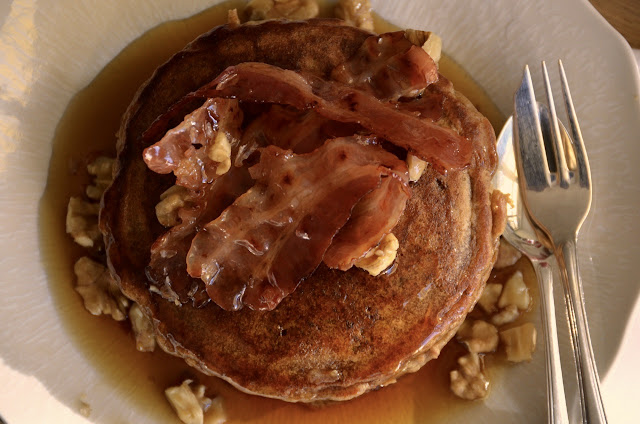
[556,239,608,424]
[532,260,570,424]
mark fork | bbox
[494,116,569,424]
[513,61,607,424]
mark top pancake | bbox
[100,19,504,402]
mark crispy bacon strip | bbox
[236,105,362,166]
[331,31,438,101]
[146,166,253,307]
[185,137,407,311]
[143,98,242,190]
[323,173,409,271]
[197,62,470,173]
[248,105,362,153]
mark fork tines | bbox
[514,61,591,193]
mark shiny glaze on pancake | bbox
[100,19,504,402]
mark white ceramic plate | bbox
[1,0,639,423]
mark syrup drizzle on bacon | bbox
[146,165,254,307]
[146,106,365,307]
[142,31,463,310]
[331,31,438,101]
[198,62,470,173]
[143,98,242,190]
[237,105,362,165]
[185,137,408,311]
[323,172,410,271]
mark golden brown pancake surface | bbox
[101,19,503,402]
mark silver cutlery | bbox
[513,61,607,424]
[494,116,569,424]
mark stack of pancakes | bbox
[101,19,504,402]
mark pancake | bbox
[100,19,504,402]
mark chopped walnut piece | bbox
[500,323,537,362]
[498,270,530,310]
[491,304,519,326]
[494,238,522,269]
[155,185,195,227]
[208,131,232,176]
[74,256,128,321]
[404,29,442,64]
[456,320,499,353]
[66,197,101,248]
[335,0,374,31]
[86,156,115,200]
[246,0,319,21]
[165,380,225,424]
[450,352,489,400]
[477,283,502,314]
[407,154,427,182]
[227,8,241,27]
[354,233,399,276]
[129,303,156,352]
[67,156,114,247]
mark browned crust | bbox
[100,19,502,402]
